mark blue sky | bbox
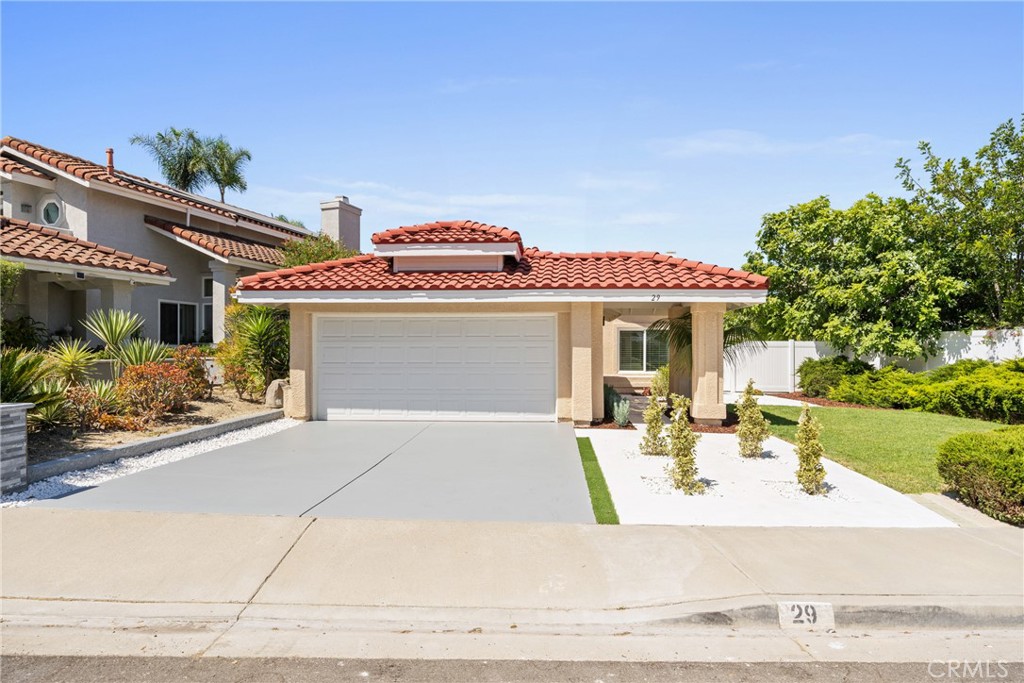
[2,2,1021,267]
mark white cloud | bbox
[653,129,908,158]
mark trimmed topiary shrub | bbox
[798,355,872,398]
[667,394,704,494]
[795,403,827,495]
[936,427,1024,525]
[640,395,668,455]
[736,379,771,458]
[650,365,670,399]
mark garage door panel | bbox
[316,315,555,421]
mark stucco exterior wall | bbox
[282,302,589,422]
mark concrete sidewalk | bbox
[1,508,1021,662]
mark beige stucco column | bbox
[667,304,688,397]
[570,302,596,425]
[690,302,727,425]
[98,280,133,312]
[209,261,240,344]
[285,305,312,420]
[590,302,604,421]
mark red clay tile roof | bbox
[1,217,171,277]
[238,245,768,292]
[1,137,306,238]
[0,157,53,180]
[145,216,284,267]
[373,220,524,251]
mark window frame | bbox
[158,299,199,346]
[617,328,669,374]
[202,277,214,299]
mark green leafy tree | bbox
[736,379,771,458]
[795,404,827,495]
[639,395,668,455]
[280,233,357,267]
[130,127,209,192]
[897,116,1024,328]
[743,194,963,358]
[667,394,704,494]
[204,136,252,202]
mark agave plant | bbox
[116,338,170,367]
[82,309,143,353]
[88,379,120,415]
[0,348,65,411]
[26,379,71,430]
[45,338,99,384]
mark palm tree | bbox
[648,311,766,371]
[129,127,209,192]
[204,137,252,202]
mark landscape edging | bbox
[27,409,285,483]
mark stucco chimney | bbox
[105,148,115,174]
[320,195,362,251]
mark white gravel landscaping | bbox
[581,429,956,528]
[1,418,301,508]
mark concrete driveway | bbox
[38,423,595,523]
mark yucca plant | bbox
[82,309,143,350]
[88,379,120,415]
[0,348,65,411]
[45,338,99,384]
[116,338,170,367]
[27,379,71,430]
[238,306,289,388]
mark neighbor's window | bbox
[159,301,198,345]
[41,200,62,226]
[618,329,669,372]
[202,277,213,298]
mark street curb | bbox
[27,410,285,482]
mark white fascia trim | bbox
[6,256,175,285]
[2,171,56,190]
[374,243,521,259]
[3,148,91,188]
[236,288,768,305]
[227,256,279,271]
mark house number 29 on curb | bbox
[777,601,835,630]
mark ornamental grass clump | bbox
[736,378,771,458]
[795,403,828,495]
[640,395,668,455]
[667,394,704,494]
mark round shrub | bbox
[798,356,872,397]
[936,427,1024,525]
[117,362,193,422]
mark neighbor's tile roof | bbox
[373,220,524,251]
[144,216,285,267]
[1,217,171,277]
[0,157,53,180]
[1,137,306,238]
[238,238,768,293]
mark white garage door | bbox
[315,315,556,421]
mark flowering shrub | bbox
[172,345,212,400]
[117,362,193,421]
[66,384,103,430]
[96,413,146,432]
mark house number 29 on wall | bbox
[650,294,661,301]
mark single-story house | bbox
[235,220,768,426]
[1,137,361,343]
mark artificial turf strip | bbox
[577,437,620,525]
[758,405,1000,494]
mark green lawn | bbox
[758,405,1001,494]
[576,437,619,524]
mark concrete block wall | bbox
[1,403,32,493]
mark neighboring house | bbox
[235,220,768,426]
[0,137,361,343]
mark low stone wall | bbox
[1,403,32,493]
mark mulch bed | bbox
[583,418,637,430]
[768,392,881,409]
[581,415,738,433]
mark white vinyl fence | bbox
[724,328,1024,394]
